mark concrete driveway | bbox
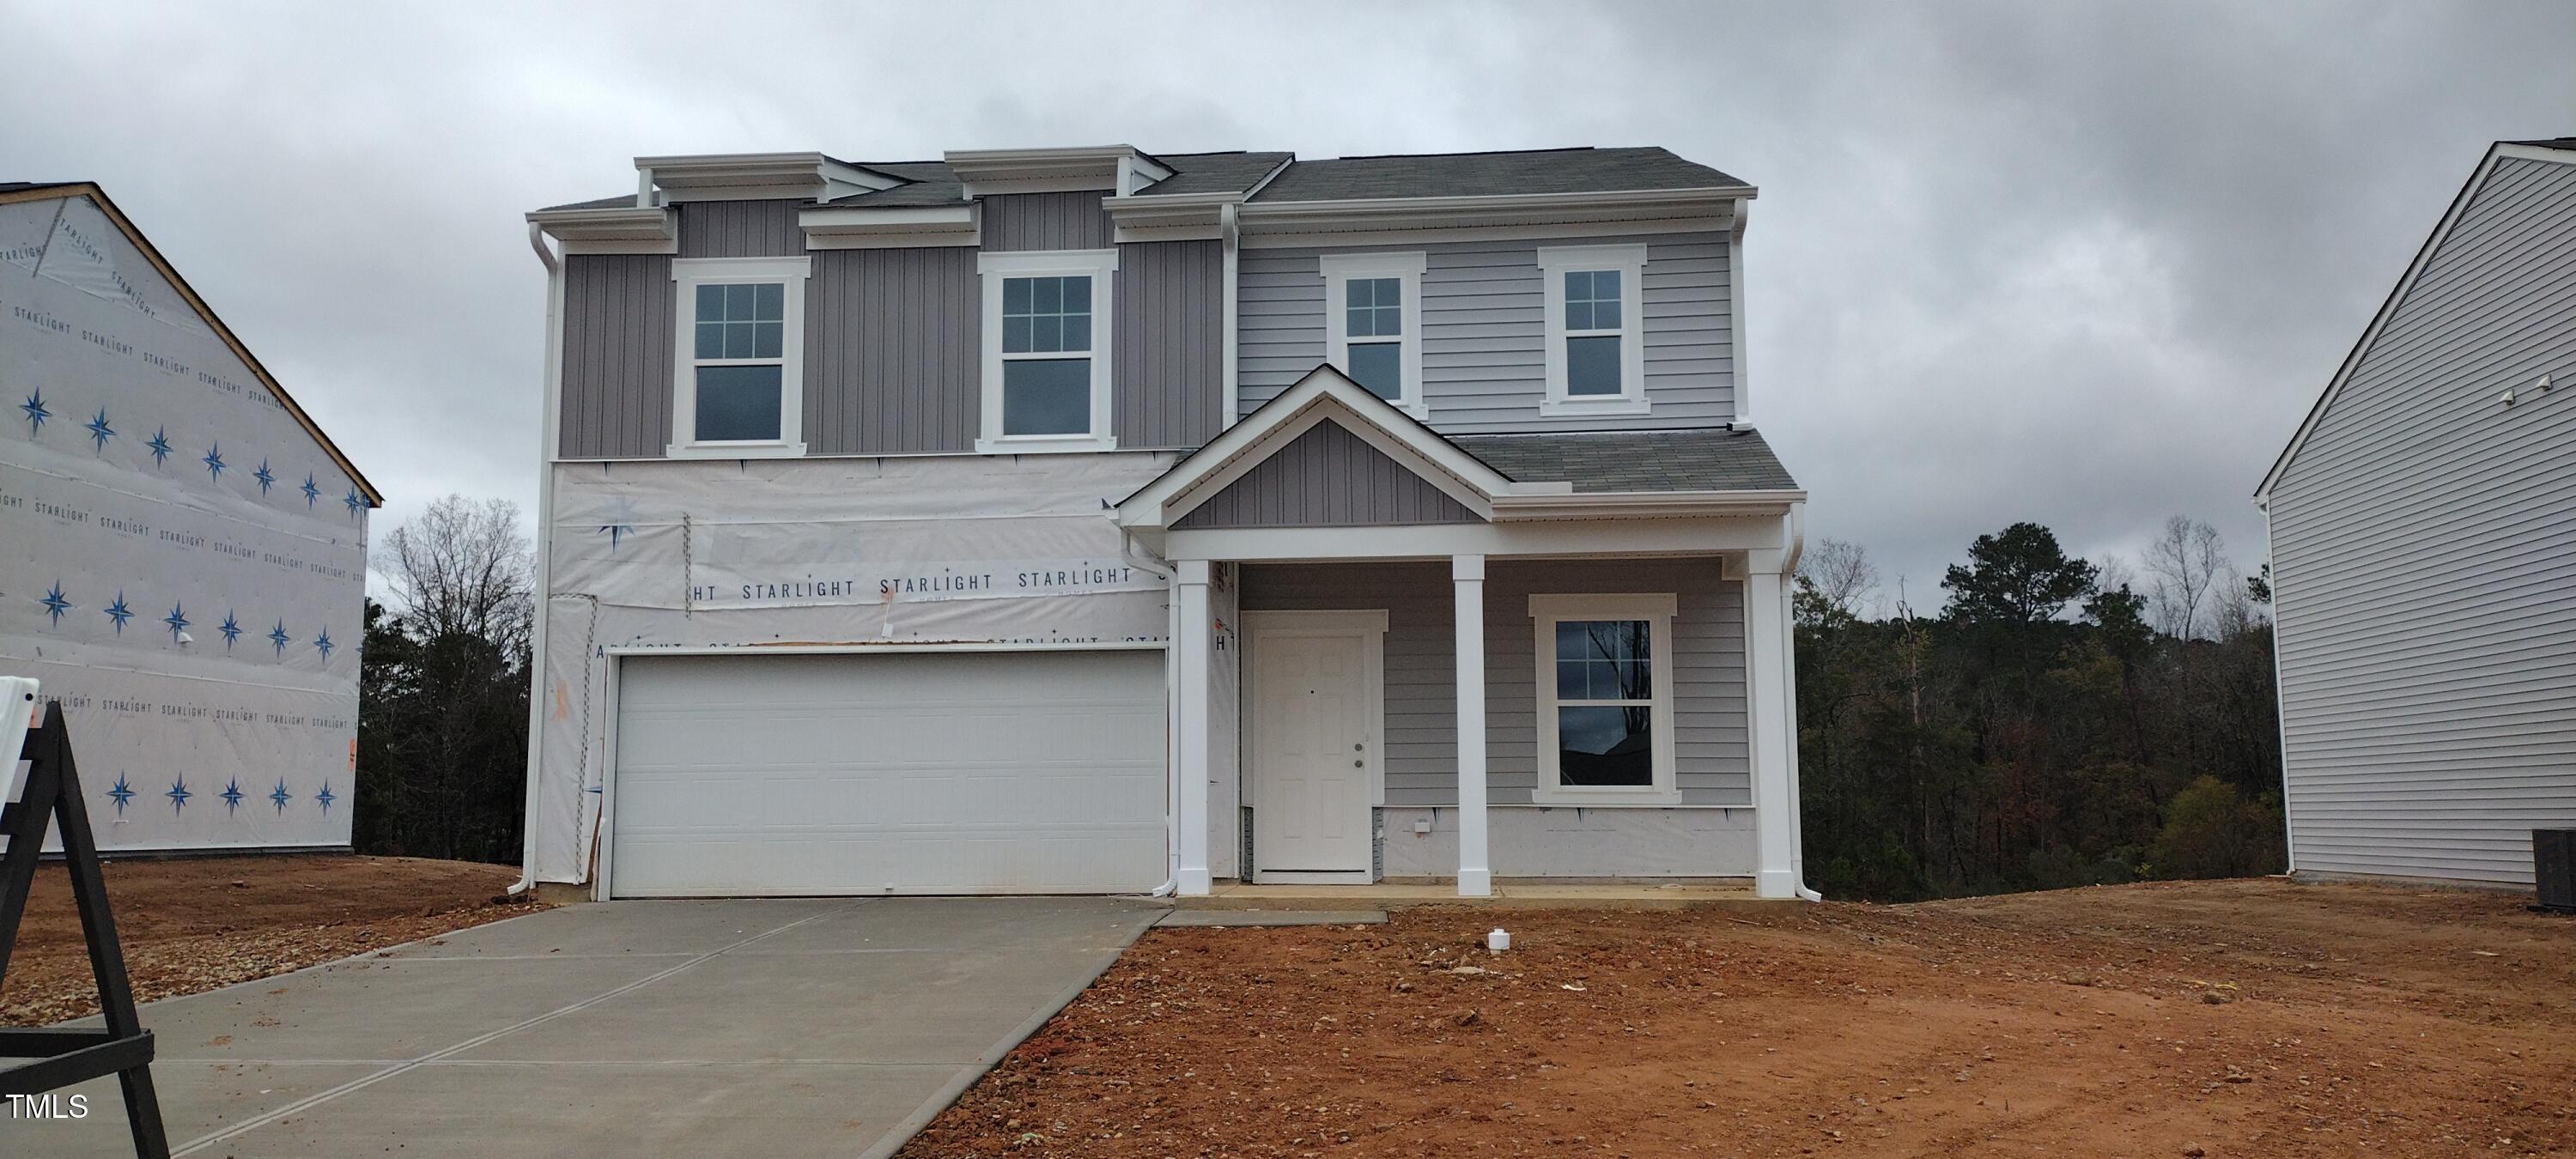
[17,896,1160,1158]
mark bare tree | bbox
[2210,561,2269,640]
[375,495,533,655]
[2142,516,2226,640]
[1798,538,1882,621]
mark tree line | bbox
[1795,517,2286,901]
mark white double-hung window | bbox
[670,256,810,457]
[978,249,1119,453]
[1528,593,1679,804]
[1538,243,1649,416]
[1320,252,1426,417]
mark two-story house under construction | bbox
[520,145,1810,901]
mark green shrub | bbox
[2146,776,2285,880]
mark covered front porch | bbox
[1119,367,1811,899]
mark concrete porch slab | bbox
[1177,879,1784,910]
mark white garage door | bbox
[607,650,1166,897]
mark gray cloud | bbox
[4,0,2567,610]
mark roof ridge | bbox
[1315,145,1611,162]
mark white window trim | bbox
[1528,592,1681,806]
[977,248,1120,454]
[1537,243,1650,417]
[668,256,811,458]
[1320,251,1428,420]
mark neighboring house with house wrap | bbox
[2257,137,2576,889]
[2,181,379,853]
[520,145,1811,901]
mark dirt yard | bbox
[1,854,536,1025]
[903,879,2573,1157]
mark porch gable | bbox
[1174,418,1482,529]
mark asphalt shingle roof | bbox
[1250,146,1747,203]
[1133,151,1294,197]
[1450,428,1797,493]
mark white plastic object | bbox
[2,677,38,808]
[1486,928,1510,953]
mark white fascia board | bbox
[637,152,902,203]
[1105,191,1239,242]
[1236,185,1752,246]
[1164,513,1795,562]
[799,203,980,250]
[2255,141,2576,501]
[947,144,1154,179]
[526,204,677,252]
[1485,488,1806,521]
[1115,366,1517,527]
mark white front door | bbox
[1248,613,1382,883]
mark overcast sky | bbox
[5,1,2568,614]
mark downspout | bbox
[1219,202,1241,430]
[507,221,566,897]
[1728,197,1753,431]
[2260,499,2297,877]
[1781,501,1820,901]
[1121,530,1182,897]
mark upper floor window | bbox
[1538,244,1649,416]
[670,256,809,457]
[1321,252,1426,418]
[979,250,1118,453]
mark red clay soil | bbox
[1,854,537,1025]
[902,879,2575,1158]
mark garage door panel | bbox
[609,651,1167,897]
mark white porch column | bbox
[1452,554,1492,897]
[1176,559,1214,895]
[1743,552,1798,899]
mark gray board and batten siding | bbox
[2267,152,2576,888]
[1241,558,1750,808]
[1176,418,1479,529]
[1238,232,1735,433]
[557,192,1224,458]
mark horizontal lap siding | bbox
[1176,420,1479,528]
[2268,155,2576,887]
[1237,233,1734,432]
[559,253,674,458]
[1241,557,1747,808]
[677,200,802,258]
[806,246,980,455]
[1115,240,1224,448]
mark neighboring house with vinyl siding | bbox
[520,145,1810,902]
[2257,137,2576,889]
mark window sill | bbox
[974,434,1121,456]
[1528,786,1685,808]
[1539,397,1651,418]
[666,441,807,460]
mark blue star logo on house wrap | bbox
[219,611,242,647]
[39,581,72,627]
[593,495,640,552]
[166,774,192,813]
[85,407,114,452]
[314,782,336,813]
[270,779,293,813]
[163,601,189,642]
[203,443,226,482]
[268,620,291,656]
[343,488,365,519]
[253,459,276,495]
[146,427,173,466]
[18,389,49,434]
[313,627,334,660]
[221,778,246,815]
[301,472,320,508]
[107,774,137,815]
[104,592,133,634]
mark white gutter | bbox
[508,222,566,897]
[1220,202,1240,430]
[1781,500,1820,902]
[1120,532,1182,898]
